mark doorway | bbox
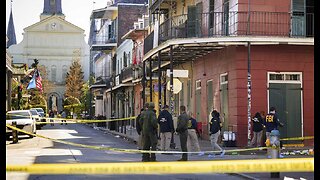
[267,72,303,144]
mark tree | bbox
[79,81,91,115]
[65,60,84,99]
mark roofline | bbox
[24,15,85,32]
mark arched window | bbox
[51,65,57,82]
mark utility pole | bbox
[247,0,252,146]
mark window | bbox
[196,80,201,90]
[123,52,127,68]
[128,52,131,65]
[270,74,284,81]
[220,73,228,84]
[268,72,302,83]
[209,0,214,29]
[51,65,57,82]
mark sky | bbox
[6,0,110,44]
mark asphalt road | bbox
[6,123,250,180]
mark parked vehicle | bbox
[30,109,42,129]
[30,108,46,125]
[6,110,36,140]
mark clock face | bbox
[51,23,56,29]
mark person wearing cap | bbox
[141,102,158,162]
[264,107,284,140]
[263,107,284,158]
[158,104,174,152]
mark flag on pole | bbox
[27,72,36,90]
[35,69,43,93]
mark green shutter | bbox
[187,6,197,37]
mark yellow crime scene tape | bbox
[6,158,314,174]
[280,136,314,141]
[38,116,136,124]
[6,124,268,154]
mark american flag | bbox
[35,69,43,93]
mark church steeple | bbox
[7,1,17,48]
[40,0,65,20]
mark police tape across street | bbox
[6,124,267,154]
[5,124,314,155]
[6,157,314,174]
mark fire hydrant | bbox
[269,129,280,178]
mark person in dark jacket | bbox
[263,107,284,158]
[209,110,225,158]
[176,105,190,161]
[158,105,174,151]
[136,108,144,150]
[187,112,202,155]
[250,112,264,147]
[141,102,158,162]
[263,107,284,140]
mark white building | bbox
[8,0,90,112]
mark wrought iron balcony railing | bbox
[120,67,134,82]
[92,36,117,45]
[144,11,314,55]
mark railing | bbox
[144,11,314,54]
[133,66,143,80]
[92,36,117,45]
[143,31,154,55]
[120,67,133,82]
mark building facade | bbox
[142,0,314,146]
[8,0,90,113]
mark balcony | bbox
[144,11,314,55]
[120,67,133,83]
[91,36,117,51]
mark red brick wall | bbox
[238,0,290,12]
[193,44,314,146]
[193,46,237,139]
[236,45,314,146]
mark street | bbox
[7,123,252,180]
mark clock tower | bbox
[40,0,65,20]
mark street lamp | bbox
[110,80,113,118]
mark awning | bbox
[121,29,148,40]
[89,84,107,89]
